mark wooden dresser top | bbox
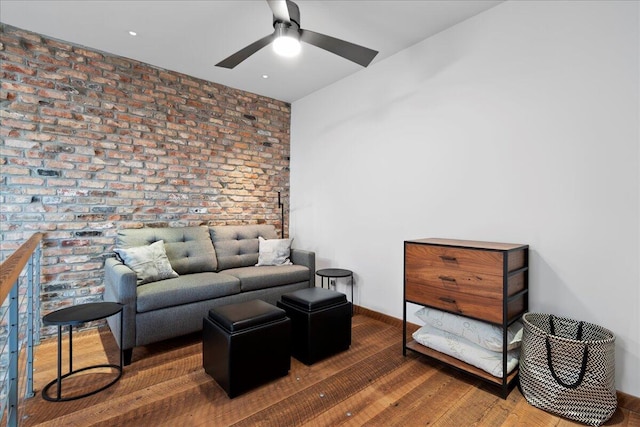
[405,238,527,251]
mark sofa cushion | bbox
[117,226,217,274]
[209,225,278,271]
[136,272,241,313]
[223,265,310,292]
[114,240,179,285]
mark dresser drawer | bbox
[405,268,503,298]
[405,281,525,324]
[405,244,504,276]
[405,268,526,299]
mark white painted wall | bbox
[290,1,639,395]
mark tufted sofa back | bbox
[116,226,217,274]
[209,224,278,271]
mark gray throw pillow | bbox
[114,240,179,285]
[255,236,293,266]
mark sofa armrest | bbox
[103,257,138,352]
[290,249,316,286]
[104,257,137,300]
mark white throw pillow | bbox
[114,240,179,285]
[255,236,293,266]
[412,324,520,378]
[415,306,523,352]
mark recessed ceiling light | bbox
[129,31,137,36]
[262,74,269,79]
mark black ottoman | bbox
[202,299,291,398]
[277,287,351,365]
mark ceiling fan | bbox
[216,0,378,69]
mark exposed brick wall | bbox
[0,24,291,337]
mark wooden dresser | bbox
[403,238,529,398]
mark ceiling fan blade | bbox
[266,0,291,23]
[215,33,275,69]
[300,29,378,67]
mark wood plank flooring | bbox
[16,314,640,426]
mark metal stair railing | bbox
[0,233,43,427]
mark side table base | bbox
[42,364,123,402]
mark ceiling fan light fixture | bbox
[273,23,301,57]
[273,36,301,57]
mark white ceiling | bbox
[0,0,502,103]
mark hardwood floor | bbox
[17,314,640,426]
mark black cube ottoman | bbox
[277,287,351,365]
[202,299,291,398]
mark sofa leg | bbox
[123,348,133,366]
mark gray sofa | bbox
[104,224,315,365]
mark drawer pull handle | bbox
[438,275,457,283]
[439,297,456,304]
[439,255,457,262]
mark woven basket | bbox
[519,313,617,426]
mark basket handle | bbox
[549,314,584,340]
[545,315,588,389]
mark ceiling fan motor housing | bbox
[273,0,300,29]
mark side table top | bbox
[43,302,123,326]
[316,268,353,277]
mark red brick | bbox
[2,62,37,76]
[37,88,68,100]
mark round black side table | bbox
[316,268,354,308]
[42,302,124,402]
